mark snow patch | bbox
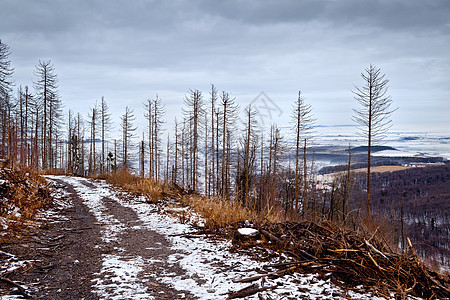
[91,254,152,300]
[372,149,424,157]
[238,227,258,236]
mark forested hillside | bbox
[350,164,450,270]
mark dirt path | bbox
[1,176,195,299]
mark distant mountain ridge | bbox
[350,145,396,152]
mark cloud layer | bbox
[1,0,449,132]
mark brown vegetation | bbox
[231,219,450,299]
[328,165,412,176]
[97,168,167,203]
[0,167,53,242]
[97,168,285,230]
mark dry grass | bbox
[0,167,53,242]
[100,168,287,230]
[173,194,289,231]
[98,168,168,202]
[325,165,413,180]
[352,165,412,173]
[178,194,253,230]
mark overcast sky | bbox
[2,0,450,135]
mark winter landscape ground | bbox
[1,175,399,299]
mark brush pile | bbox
[0,168,53,241]
[232,220,450,299]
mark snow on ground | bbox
[0,250,34,298]
[91,254,150,300]
[0,250,33,276]
[237,227,258,236]
[38,179,73,222]
[372,149,424,157]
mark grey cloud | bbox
[324,0,450,32]
[194,0,326,24]
[193,0,450,33]
[1,0,449,132]
[3,0,449,36]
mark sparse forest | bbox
[0,39,448,248]
[1,38,325,221]
[1,39,450,298]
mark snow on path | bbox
[49,176,390,299]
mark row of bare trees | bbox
[1,38,396,220]
[1,40,64,170]
[160,86,319,218]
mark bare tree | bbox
[352,64,396,220]
[173,118,179,185]
[239,104,258,206]
[0,40,14,160]
[77,113,85,175]
[48,87,63,169]
[258,133,265,212]
[30,96,41,169]
[100,97,112,173]
[121,106,137,169]
[219,91,239,199]
[209,84,218,195]
[67,110,75,172]
[204,111,209,194]
[165,133,170,182]
[66,111,84,174]
[33,60,60,169]
[87,104,99,175]
[266,124,284,210]
[0,40,14,100]
[22,86,33,166]
[144,95,165,180]
[153,96,165,180]
[139,134,145,177]
[181,118,187,189]
[344,144,352,222]
[290,91,315,216]
[183,90,204,191]
[144,99,154,176]
[16,86,26,165]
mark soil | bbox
[0,177,195,299]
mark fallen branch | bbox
[407,237,450,295]
[365,240,388,259]
[368,252,386,272]
[263,259,316,269]
[0,250,16,259]
[49,235,65,242]
[328,248,360,253]
[229,220,450,298]
[0,277,31,298]
[298,249,318,261]
[259,229,281,244]
[232,266,296,283]
[228,283,277,299]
